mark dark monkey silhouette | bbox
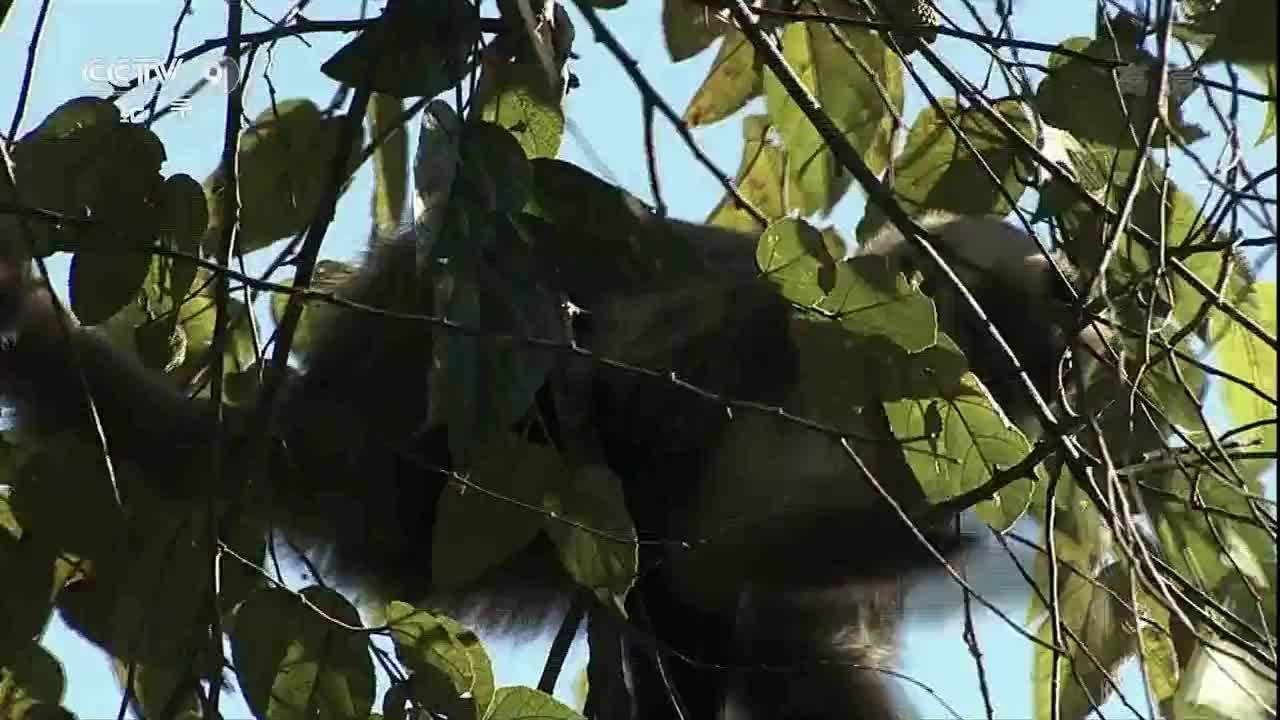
[0,200,1107,719]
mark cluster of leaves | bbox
[1026,28,1276,720]
[0,442,582,720]
[0,1,1275,719]
[0,2,588,717]
[662,3,1276,717]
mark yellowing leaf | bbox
[705,115,786,234]
[1212,281,1278,479]
[474,62,565,160]
[764,18,902,215]
[684,32,761,128]
[893,97,1033,217]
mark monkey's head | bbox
[858,212,1113,437]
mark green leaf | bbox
[47,500,263,718]
[0,487,17,540]
[157,173,209,249]
[544,464,639,610]
[1149,479,1239,593]
[1031,562,1139,720]
[386,602,495,720]
[485,686,585,720]
[1120,337,1209,430]
[522,159,707,300]
[369,93,410,234]
[1037,37,1200,148]
[321,0,480,99]
[0,642,66,720]
[231,587,375,720]
[169,275,259,393]
[205,99,364,255]
[789,319,891,418]
[662,0,730,62]
[1047,37,1094,72]
[883,369,1034,530]
[1134,589,1179,705]
[1175,0,1276,67]
[1172,628,1276,720]
[109,661,200,720]
[155,173,206,310]
[432,438,564,591]
[456,123,533,216]
[1257,64,1276,146]
[757,218,938,352]
[58,511,225,666]
[12,100,168,257]
[1026,469,1109,617]
[892,97,1034,217]
[18,96,119,139]
[756,217,838,303]
[68,248,151,325]
[429,242,558,462]
[1212,281,1278,480]
[1165,179,1255,334]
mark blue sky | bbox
[0,1,1273,718]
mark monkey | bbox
[601,209,1111,719]
[859,210,1111,438]
[0,199,1110,719]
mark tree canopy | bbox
[0,1,1274,719]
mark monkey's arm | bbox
[0,239,417,462]
[0,280,212,457]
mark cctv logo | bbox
[83,57,182,87]
[82,57,242,94]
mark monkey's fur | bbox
[0,208,1107,719]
